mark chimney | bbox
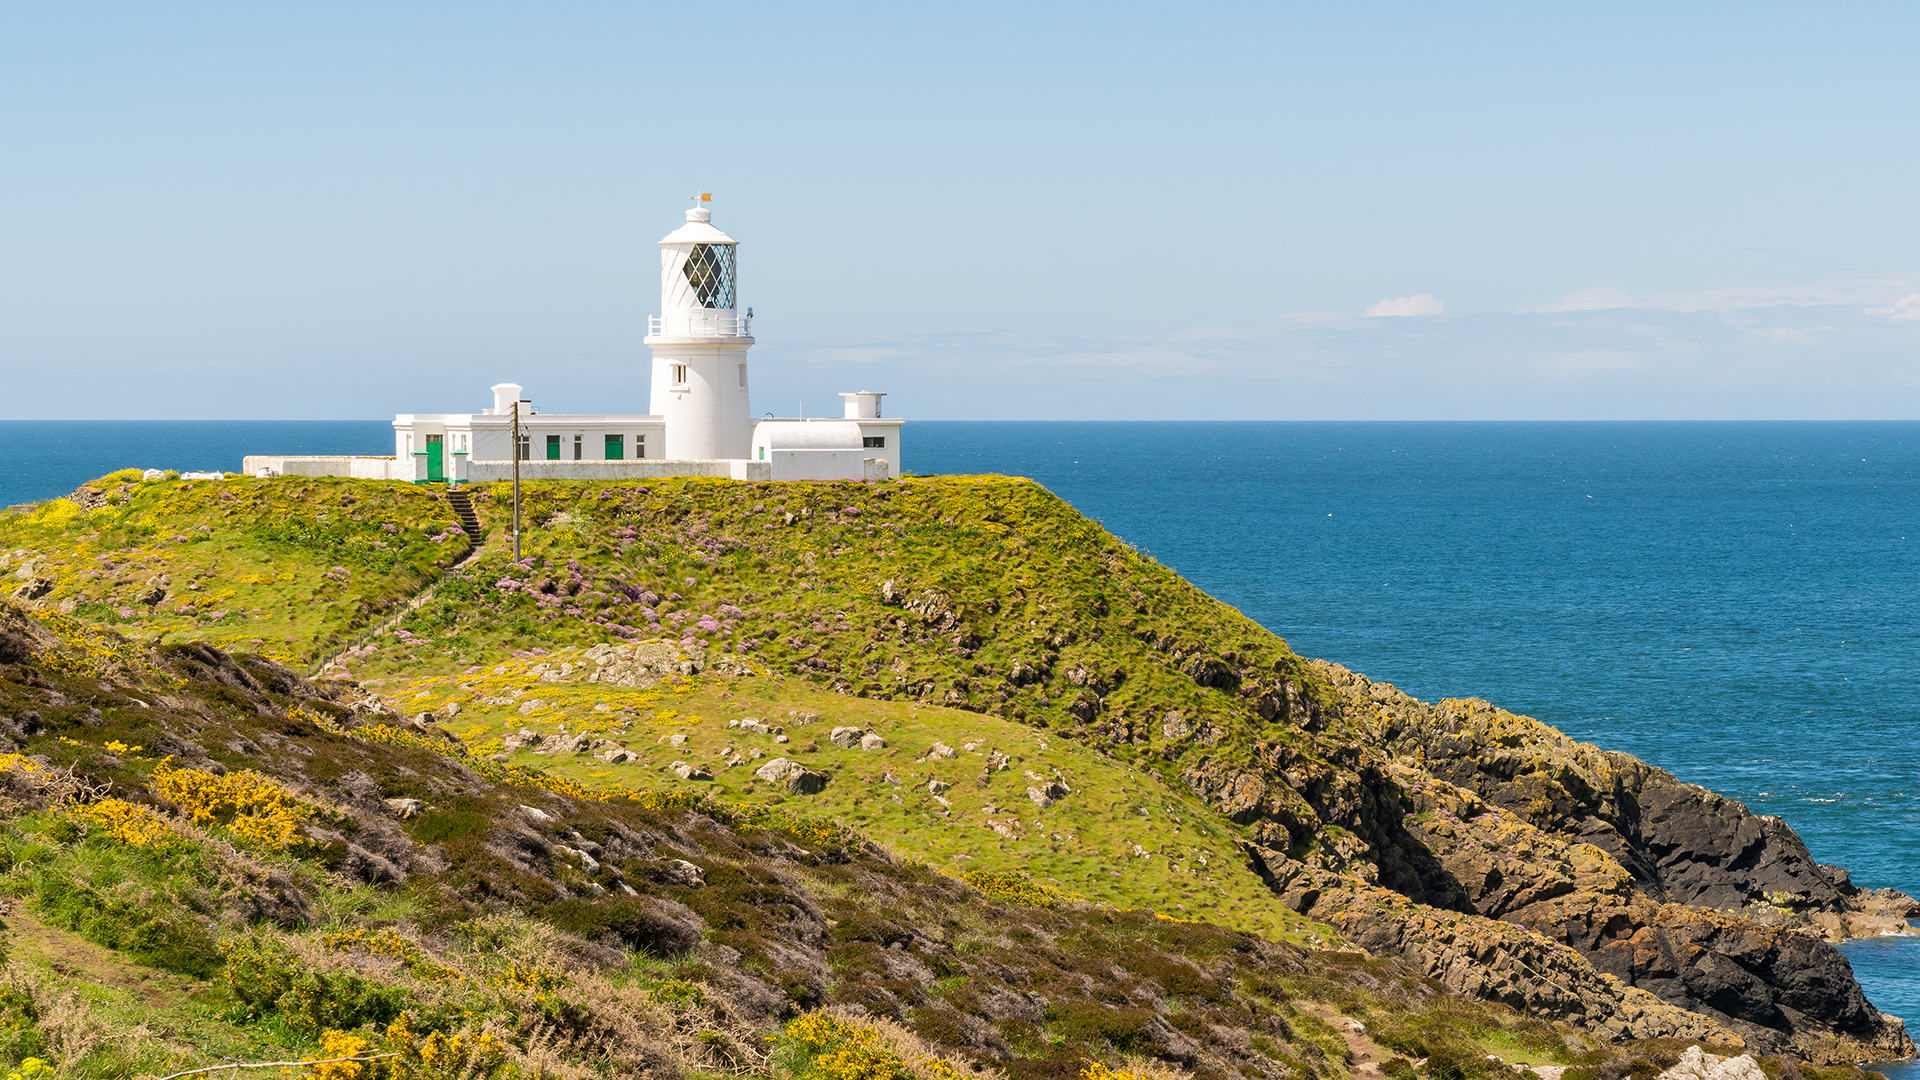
[490,383,525,416]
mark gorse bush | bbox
[775,1010,973,1080]
[307,1030,376,1080]
[221,936,411,1032]
[149,759,317,850]
[72,799,180,850]
[778,1012,915,1080]
[300,1018,512,1080]
[956,869,1081,910]
[4,1060,52,1080]
[381,1013,510,1080]
[320,929,460,983]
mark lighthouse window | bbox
[738,363,747,387]
[516,434,530,460]
[671,363,688,386]
[864,436,886,448]
[572,435,582,460]
[683,244,737,309]
[636,434,646,458]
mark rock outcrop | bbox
[1186,661,1918,1065]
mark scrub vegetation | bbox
[0,474,1894,1080]
[0,471,469,666]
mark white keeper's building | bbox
[245,201,903,484]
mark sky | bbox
[2,2,1917,420]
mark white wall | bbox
[856,421,903,477]
[241,455,775,483]
[467,459,771,482]
[648,344,752,460]
[242,456,408,480]
[768,450,874,481]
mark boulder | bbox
[671,761,712,781]
[583,641,703,687]
[754,757,829,794]
[926,741,958,760]
[1655,1047,1766,1080]
[1028,781,1071,808]
[859,733,887,751]
[829,726,864,748]
[383,797,425,819]
[927,779,951,795]
[662,858,705,888]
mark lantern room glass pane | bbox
[683,243,737,309]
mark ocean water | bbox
[0,421,394,508]
[908,420,1920,1065]
[2,419,1915,1061]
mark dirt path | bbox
[305,516,502,679]
[2,902,207,1009]
[1298,1001,1393,1080]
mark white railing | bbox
[649,311,752,338]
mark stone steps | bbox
[445,489,484,540]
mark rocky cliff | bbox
[1182,660,1914,1064]
[2,472,1912,1071]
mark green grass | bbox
[0,471,1888,1080]
[0,472,469,665]
[388,648,1336,946]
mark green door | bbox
[605,434,624,459]
[546,435,561,460]
[426,435,444,482]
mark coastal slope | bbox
[0,471,1911,1069]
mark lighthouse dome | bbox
[659,204,738,247]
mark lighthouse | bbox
[645,197,754,460]
[251,197,907,482]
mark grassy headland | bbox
[0,472,1904,1080]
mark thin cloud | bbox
[1365,294,1444,317]
[1871,293,1920,322]
[1534,288,1636,313]
[1536,278,1920,316]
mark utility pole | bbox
[511,400,522,561]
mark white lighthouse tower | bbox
[251,197,909,483]
[645,198,753,460]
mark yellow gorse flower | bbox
[309,1030,372,1080]
[777,1011,966,1080]
[383,1013,508,1080]
[149,759,317,850]
[320,928,460,983]
[6,1058,53,1080]
[74,798,180,849]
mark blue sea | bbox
[4,419,1916,1065]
